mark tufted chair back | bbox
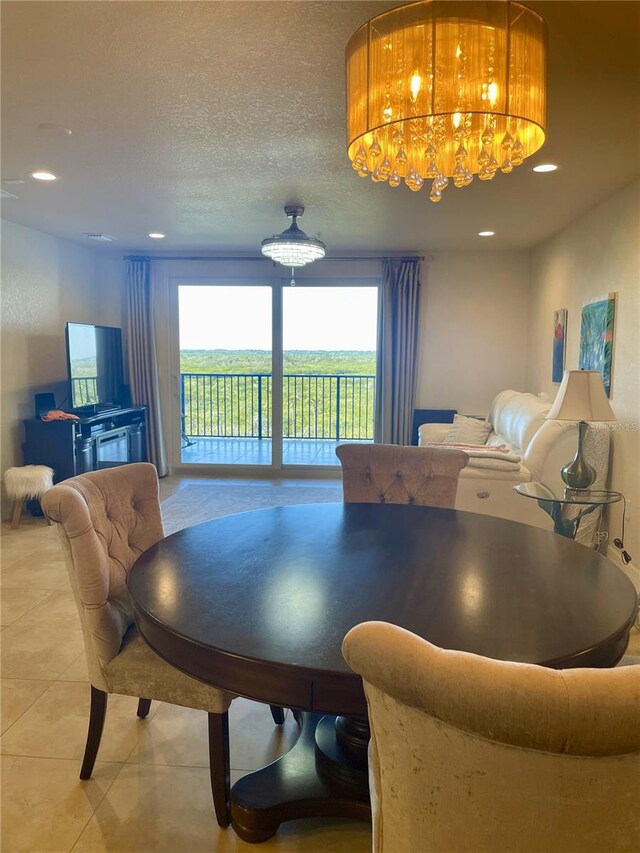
[336,443,467,508]
[42,463,164,690]
[343,621,640,853]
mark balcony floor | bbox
[180,437,372,466]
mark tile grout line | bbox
[3,742,129,850]
[56,651,88,681]
[1,674,82,683]
[67,760,131,853]
[0,679,55,737]
[0,750,124,764]
[0,587,65,628]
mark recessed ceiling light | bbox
[532,163,558,173]
[148,232,165,239]
[29,170,57,181]
[478,230,495,237]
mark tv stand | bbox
[71,403,123,416]
[23,406,147,482]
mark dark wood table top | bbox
[128,502,637,716]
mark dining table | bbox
[127,501,638,842]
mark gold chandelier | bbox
[345,0,548,202]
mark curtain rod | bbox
[123,254,425,262]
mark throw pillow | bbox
[444,414,492,445]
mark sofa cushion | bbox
[444,415,492,445]
[461,464,533,482]
[487,390,520,431]
[489,391,552,454]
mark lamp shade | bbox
[546,371,616,422]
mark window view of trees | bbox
[178,284,378,452]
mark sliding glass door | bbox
[178,285,273,466]
[174,280,377,470]
[282,286,378,466]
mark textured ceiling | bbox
[1,1,639,254]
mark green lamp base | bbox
[560,421,596,490]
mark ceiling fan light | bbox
[261,206,326,268]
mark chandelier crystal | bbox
[345,0,548,202]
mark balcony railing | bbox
[71,376,98,406]
[181,372,375,441]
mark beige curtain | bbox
[374,258,422,445]
[126,258,169,476]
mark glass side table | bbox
[513,483,623,540]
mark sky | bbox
[67,322,97,362]
[178,285,378,351]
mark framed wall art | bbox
[552,308,567,383]
[579,294,616,397]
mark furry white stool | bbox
[3,465,54,529]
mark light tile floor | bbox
[2,477,638,853]
[0,481,371,853]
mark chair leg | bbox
[10,499,23,529]
[269,705,285,725]
[137,698,152,718]
[80,686,107,780]
[208,711,231,828]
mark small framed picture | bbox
[552,309,567,383]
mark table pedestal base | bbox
[230,712,371,843]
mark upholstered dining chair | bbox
[343,621,640,853]
[42,463,259,828]
[335,443,468,508]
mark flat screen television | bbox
[65,322,124,411]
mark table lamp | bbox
[546,370,616,489]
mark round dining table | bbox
[127,502,637,842]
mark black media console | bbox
[23,406,147,482]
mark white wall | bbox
[0,220,121,499]
[97,254,126,328]
[526,180,640,560]
[416,251,531,414]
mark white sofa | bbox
[419,390,611,547]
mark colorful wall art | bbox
[579,295,616,397]
[552,308,567,383]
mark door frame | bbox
[167,275,379,475]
